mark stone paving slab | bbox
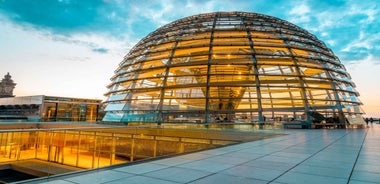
[18,124,380,184]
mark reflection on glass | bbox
[3,126,266,173]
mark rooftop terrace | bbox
[11,123,380,184]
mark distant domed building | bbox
[103,12,363,126]
[0,72,16,98]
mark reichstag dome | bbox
[103,12,363,125]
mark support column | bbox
[54,103,58,121]
[92,132,97,168]
[130,134,135,162]
[110,133,116,165]
[279,29,312,127]
[153,136,157,157]
[322,61,346,124]
[61,130,67,164]
[178,138,184,153]
[242,17,264,122]
[157,40,179,125]
[76,131,81,167]
[204,14,218,124]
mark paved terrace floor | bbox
[20,124,380,184]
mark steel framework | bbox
[103,12,363,125]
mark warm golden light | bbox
[0,125,277,173]
[103,12,363,125]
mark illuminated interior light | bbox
[103,12,364,125]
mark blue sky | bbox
[0,0,379,116]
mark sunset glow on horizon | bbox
[1,0,379,117]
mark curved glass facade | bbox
[103,12,363,124]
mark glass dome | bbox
[103,12,363,125]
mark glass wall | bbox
[0,96,43,121]
[0,96,100,122]
[0,127,238,169]
[42,102,56,121]
[41,103,99,122]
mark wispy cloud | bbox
[290,3,310,15]
[91,48,108,54]
[288,3,311,23]
[0,0,132,54]
[283,0,380,62]
[0,0,379,63]
[347,1,377,24]
[63,56,91,62]
[0,0,130,35]
[341,31,380,61]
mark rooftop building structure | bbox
[0,95,101,122]
[103,12,363,127]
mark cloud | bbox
[281,0,380,63]
[347,1,377,24]
[326,40,336,46]
[0,0,379,64]
[0,0,132,54]
[289,3,310,15]
[92,48,108,54]
[340,31,380,61]
[287,2,311,23]
[63,56,91,62]
[0,0,129,35]
[124,0,224,38]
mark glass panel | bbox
[121,111,157,122]
[173,47,209,57]
[56,103,73,121]
[141,59,167,69]
[145,50,171,61]
[171,55,208,64]
[175,88,205,98]
[177,39,210,47]
[213,37,250,45]
[42,102,57,121]
[254,46,290,55]
[214,31,247,37]
[257,58,294,65]
[102,112,124,122]
[104,103,126,111]
[86,104,98,122]
[108,94,127,101]
[212,45,251,55]
[149,42,174,52]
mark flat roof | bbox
[0,95,101,105]
[18,124,380,184]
